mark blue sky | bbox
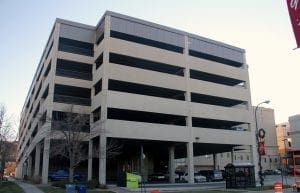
[0,0,299,128]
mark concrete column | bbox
[168,145,175,183]
[231,148,234,163]
[23,162,27,178]
[27,155,32,177]
[42,137,50,184]
[88,139,93,180]
[186,142,194,184]
[213,154,218,170]
[34,143,41,176]
[99,135,107,185]
[250,144,259,181]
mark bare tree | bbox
[49,107,123,183]
[0,104,15,180]
[51,110,89,183]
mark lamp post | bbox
[254,100,270,187]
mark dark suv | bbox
[198,170,223,182]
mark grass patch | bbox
[245,185,290,191]
[39,186,114,193]
[0,181,25,193]
[167,191,245,193]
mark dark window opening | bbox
[189,50,243,68]
[36,63,44,82]
[96,33,104,45]
[33,104,40,118]
[56,59,92,80]
[27,123,31,131]
[45,41,53,60]
[191,93,246,107]
[190,69,245,87]
[29,105,33,114]
[58,37,94,57]
[108,108,186,126]
[54,84,91,106]
[32,125,38,138]
[95,53,103,69]
[31,86,35,95]
[109,53,184,76]
[110,30,184,53]
[39,111,47,126]
[108,79,185,101]
[41,85,49,99]
[192,117,246,130]
[52,111,90,132]
[92,106,101,123]
[44,61,51,78]
[26,100,30,109]
[94,79,102,95]
[34,83,42,100]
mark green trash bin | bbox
[77,184,87,193]
[65,184,76,193]
[126,173,139,188]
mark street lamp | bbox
[254,100,270,187]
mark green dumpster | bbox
[126,173,139,188]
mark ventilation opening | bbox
[109,53,184,76]
[192,117,247,130]
[54,84,91,106]
[191,93,247,107]
[189,50,243,68]
[56,59,92,81]
[190,69,245,87]
[108,79,185,101]
[108,108,186,126]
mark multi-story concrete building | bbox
[16,11,258,184]
[180,107,278,172]
[276,122,291,154]
[288,115,300,150]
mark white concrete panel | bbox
[106,119,189,142]
[189,37,244,63]
[94,40,105,58]
[107,63,186,91]
[91,91,104,111]
[191,103,251,123]
[111,16,184,47]
[53,102,90,114]
[59,23,94,43]
[55,76,91,88]
[57,51,94,64]
[189,56,248,81]
[107,91,188,116]
[190,79,250,102]
[110,38,185,68]
[193,127,253,145]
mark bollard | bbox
[274,181,283,193]
[150,189,160,193]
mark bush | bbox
[86,179,99,189]
[51,180,69,188]
[29,175,41,184]
[99,184,108,189]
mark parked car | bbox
[263,169,274,175]
[148,173,167,182]
[48,170,83,181]
[198,170,223,182]
[182,173,206,183]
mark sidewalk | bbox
[12,180,44,193]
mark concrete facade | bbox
[276,122,291,154]
[179,107,279,172]
[288,115,300,150]
[16,11,258,184]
